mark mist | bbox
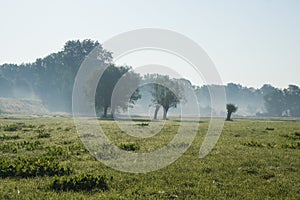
[0,39,299,118]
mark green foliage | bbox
[44,143,88,158]
[0,143,17,153]
[118,143,140,151]
[92,64,141,117]
[0,140,42,153]
[37,132,51,138]
[149,74,185,120]
[0,134,19,140]
[2,122,34,132]
[243,141,264,147]
[17,140,42,151]
[3,124,20,131]
[50,174,108,191]
[226,103,238,113]
[281,131,300,140]
[0,157,72,178]
[282,142,300,149]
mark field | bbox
[0,116,300,199]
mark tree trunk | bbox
[103,106,108,118]
[111,107,115,118]
[163,107,168,120]
[154,105,160,120]
[226,111,232,121]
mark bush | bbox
[242,141,264,147]
[45,146,69,157]
[0,156,72,178]
[0,141,42,153]
[50,174,108,191]
[119,143,140,151]
[0,134,19,140]
[282,132,300,140]
[137,123,149,127]
[37,132,51,138]
[282,142,300,149]
[2,123,30,132]
[3,124,20,132]
[0,143,18,153]
[17,140,42,151]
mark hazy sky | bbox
[0,0,299,88]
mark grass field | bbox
[0,116,299,199]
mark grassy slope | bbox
[0,116,299,199]
[0,98,48,115]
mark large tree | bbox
[94,65,141,118]
[150,75,184,120]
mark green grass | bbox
[0,116,299,199]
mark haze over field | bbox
[0,39,299,117]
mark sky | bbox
[0,0,299,88]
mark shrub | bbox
[0,141,42,153]
[261,173,275,180]
[281,132,300,140]
[3,124,20,132]
[45,146,68,157]
[2,123,30,132]
[64,127,72,131]
[0,143,18,153]
[119,143,140,151]
[50,174,108,191]
[0,134,19,140]
[17,140,42,151]
[282,142,300,149]
[37,132,51,138]
[242,141,264,147]
[0,157,72,178]
[265,127,275,131]
[137,123,149,127]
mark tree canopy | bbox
[226,104,238,121]
[149,75,184,120]
[93,65,141,118]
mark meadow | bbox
[0,115,299,199]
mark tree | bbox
[110,67,141,117]
[33,39,109,112]
[264,89,285,117]
[260,84,276,96]
[94,65,141,118]
[150,75,184,120]
[283,85,300,117]
[226,103,238,121]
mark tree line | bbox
[0,39,299,118]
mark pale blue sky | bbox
[0,0,299,88]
